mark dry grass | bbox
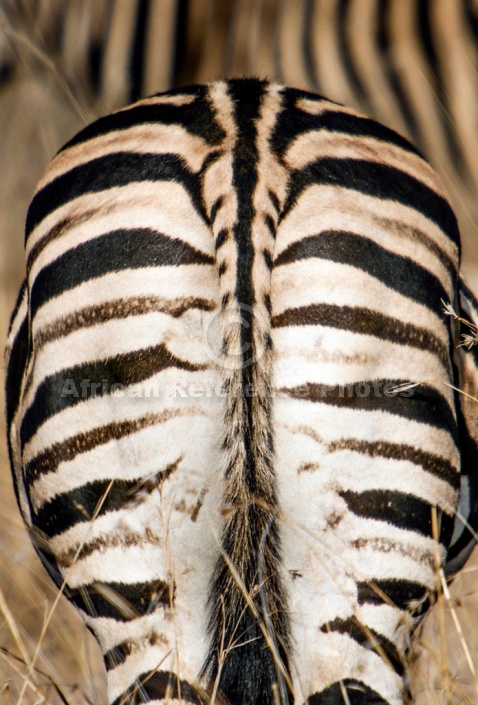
[1,18,478,705]
[411,564,478,705]
[0,64,107,705]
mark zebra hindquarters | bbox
[5,79,470,705]
[9,98,230,701]
[270,132,461,704]
[18,254,226,702]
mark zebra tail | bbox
[200,80,293,705]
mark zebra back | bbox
[3,1,478,288]
[5,78,478,705]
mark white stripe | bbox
[277,184,458,265]
[37,123,211,190]
[272,259,450,338]
[32,266,217,332]
[285,132,446,197]
[106,645,175,704]
[31,410,223,511]
[273,328,450,392]
[29,309,217,383]
[274,401,459,462]
[357,603,414,651]
[28,182,213,279]
[5,285,28,348]
[23,390,213,463]
[293,632,403,705]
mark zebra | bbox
[3,1,478,255]
[5,78,478,705]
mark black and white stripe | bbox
[6,78,478,705]
[3,0,478,282]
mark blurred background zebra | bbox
[1,2,478,704]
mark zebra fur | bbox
[5,78,478,705]
[3,0,478,284]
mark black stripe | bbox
[7,279,28,332]
[274,230,448,309]
[35,296,215,350]
[272,303,449,366]
[271,90,421,159]
[308,679,389,705]
[263,249,273,271]
[279,380,457,438]
[104,640,133,671]
[27,209,97,273]
[268,189,281,215]
[59,85,224,152]
[26,153,206,238]
[372,217,457,279]
[230,79,263,370]
[320,615,405,676]
[448,355,478,565]
[228,85,267,473]
[215,228,229,250]
[5,299,29,441]
[57,529,149,568]
[70,579,171,622]
[356,579,428,612]
[329,438,459,489]
[111,671,205,705]
[34,474,173,537]
[340,488,436,537]
[21,344,201,447]
[313,111,420,153]
[282,159,459,247]
[5,295,30,512]
[264,213,276,237]
[456,287,478,367]
[30,228,213,317]
[210,196,224,223]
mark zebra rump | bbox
[5,79,478,705]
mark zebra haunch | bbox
[5,78,478,705]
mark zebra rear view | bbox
[6,78,478,705]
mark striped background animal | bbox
[5,78,478,705]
